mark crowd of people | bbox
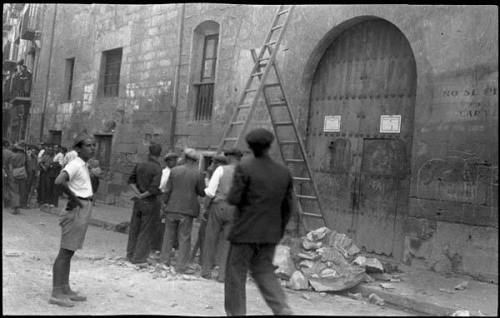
[4,128,294,315]
[2,139,101,214]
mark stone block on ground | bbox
[317,247,349,265]
[368,293,385,306]
[272,245,295,280]
[302,239,322,250]
[288,270,309,290]
[297,250,320,261]
[365,258,384,273]
[306,227,332,242]
[308,267,366,292]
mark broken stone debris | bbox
[368,293,385,306]
[454,281,468,290]
[451,309,470,316]
[273,226,388,294]
[347,292,363,300]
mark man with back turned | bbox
[224,128,294,315]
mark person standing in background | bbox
[9,142,29,214]
[160,148,205,274]
[126,143,163,265]
[151,152,179,259]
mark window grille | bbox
[194,34,218,121]
[101,48,122,97]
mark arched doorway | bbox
[306,18,417,256]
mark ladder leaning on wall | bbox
[216,5,326,232]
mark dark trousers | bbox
[190,217,207,264]
[224,243,291,316]
[201,201,235,280]
[126,198,160,263]
[151,220,166,252]
[160,212,193,272]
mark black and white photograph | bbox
[2,3,498,316]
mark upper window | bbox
[64,57,75,100]
[200,34,218,82]
[99,48,122,97]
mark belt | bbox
[77,196,93,201]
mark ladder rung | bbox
[293,177,311,182]
[264,83,282,88]
[301,212,323,218]
[266,41,277,46]
[277,9,290,16]
[279,140,298,145]
[231,121,245,125]
[285,159,305,163]
[271,25,284,32]
[246,88,258,93]
[268,102,287,107]
[224,138,237,142]
[238,104,251,109]
[251,72,263,77]
[296,194,317,200]
[274,121,293,126]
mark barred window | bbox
[100,48,122,97]
[64,57,75,100]
[194,34,218,121]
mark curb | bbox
[39,206,128,234]
[351,284,455,316]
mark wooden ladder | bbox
[217,5,326,232]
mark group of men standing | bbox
[45,128,294,315]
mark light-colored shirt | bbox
[159,166,171,193]
[63,150,78,167]
[204,165,223,198]
[63,156,93,198]
[37,149,45,163]
[53,152,64,165]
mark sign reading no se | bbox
[380,115,401,133]
[324,115,341,132]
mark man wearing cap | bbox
[160,148,206,274]
[150,151,179,257]
[201,149,242,282]
[50,133,95,307]
[126,143,163,265]
[224,128,294,315]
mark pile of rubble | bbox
[273,227,390,293]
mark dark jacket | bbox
[128,156,162,200]
[163,163,205,217]
[226,154,294,243]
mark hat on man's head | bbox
[73,132,91,148]
[245,128,274,146]
[164,152,179,161]
[223,148,243,158]
[183,148,199,161]
[212,154,229,165]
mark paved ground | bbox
[2,208,414,316]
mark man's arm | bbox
[204,165,223,198]
[128,164,141,198]
[138,166,162,199]
[226,165,247,206]
[55,170,83,208]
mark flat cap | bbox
[224,148,243,158]
[164,152,179,160]
[73,132,91,148]
[245,128,274,146]
[212,154,229,165]
[183,147,199,160]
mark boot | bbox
[62,284,87,301]
[49,287,75,307]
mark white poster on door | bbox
[324,115,341,132]
[380,115,401,133]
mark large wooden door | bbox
[306,19,416,255]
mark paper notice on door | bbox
[324,115,341,132]
[380,115,401,133]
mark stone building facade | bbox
[8,4,499,282]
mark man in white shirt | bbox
[151,152,179,256]
[201,148,242,282]
[53,145,66,166]
[50,133,95,307]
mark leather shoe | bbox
[49,296,75,307]
[65,291,87,301]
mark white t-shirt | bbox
[63,150,78,166]
[204,165,224,198]
[53,152,64,165]
[63,156,93,198]
[159,166,171,193]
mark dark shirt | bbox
[227,154,294,244]
[128,156,162,200]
